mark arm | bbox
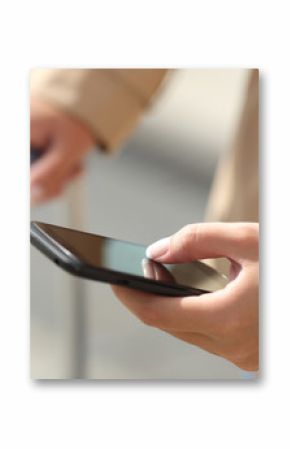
[30,69,169,203]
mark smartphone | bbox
[30,221,227,297]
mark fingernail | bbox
[146,237,170,260]
[31,185,44,205]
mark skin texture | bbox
[112,223,259,372]
[30,98,95,204]
[30,102,259,371]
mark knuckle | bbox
[235,224,259,247]
[180,223,196,235]
[182,223,202,241]
[173,223,202,253]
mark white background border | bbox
[1,1,289,447]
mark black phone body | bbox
[30,147,43,165]
[30,222,227,297]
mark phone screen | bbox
[35,223,227,292]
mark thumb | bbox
[146,223,259,264]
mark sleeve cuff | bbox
[30,69,168,152]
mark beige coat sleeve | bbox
[30,69,169,151]
[206,69,259,223]
[205,69,259,275]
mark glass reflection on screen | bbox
[38,223,228,292]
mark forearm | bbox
[30,68,169,152]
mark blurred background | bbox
[31,68,250,379]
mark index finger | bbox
[148,223,259,264]
[112,285,223,334]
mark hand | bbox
[30,97,96,204]
[112,223,259,371]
